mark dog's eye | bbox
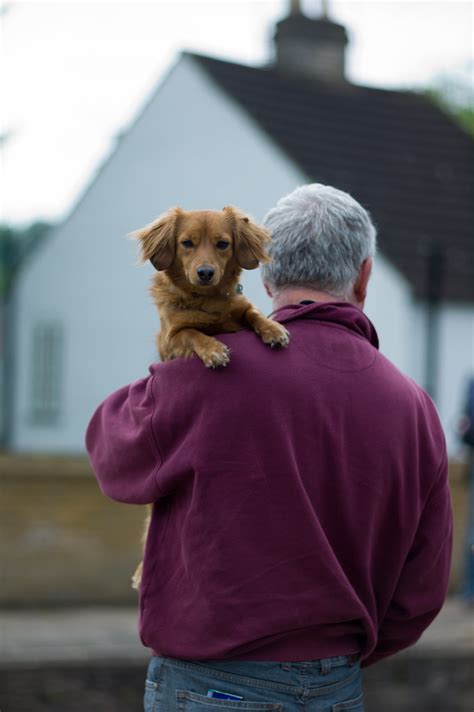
[216,241,230,250]
[181,240,194,248]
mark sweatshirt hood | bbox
[271,301,379,350]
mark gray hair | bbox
[261,184,377,299]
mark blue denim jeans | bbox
[144,653,363,711]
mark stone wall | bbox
[0,454,469,606]
[1,454,144,606]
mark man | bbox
[86,184,452,711]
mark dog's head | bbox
[131,206,271,291]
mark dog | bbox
[130,204,290,589]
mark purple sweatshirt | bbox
[86,302,452,666]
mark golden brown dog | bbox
[133,204,290,367]
[129,205,290,589]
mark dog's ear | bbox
[130,207,182,271]
[223,206,271,270]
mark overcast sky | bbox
[1,0,472,225]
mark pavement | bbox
[0,607,147,668]
[0,597,472,668]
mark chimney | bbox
[274,0,349,84]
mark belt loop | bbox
[320,658,331,675]
[280,662,292,671]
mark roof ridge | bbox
[187,50,444,103]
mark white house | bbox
[7,4,473,456]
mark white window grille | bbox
[30,322,63,425]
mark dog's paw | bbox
[200,343,231,368]
[259,321,290,348]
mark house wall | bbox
[364,252,415,379]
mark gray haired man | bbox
[88,183,452,711]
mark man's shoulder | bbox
[375,350,443,427]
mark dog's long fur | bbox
[130,205,290,589]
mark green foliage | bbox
[423,70,474,137]
[0,222,52,299]
[455,106,474,137]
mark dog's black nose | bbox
[197,266,215,283]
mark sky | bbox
[1,0,472,226]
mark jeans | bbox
[144,653,363,711]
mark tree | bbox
[423,67,474,137]
[0,222,52,299]
[0,221,52,447]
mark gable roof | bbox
[190,52,473,302]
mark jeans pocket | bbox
[332,692,364,711]
[144,679,159,712]
[176,689,284,710]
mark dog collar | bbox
[224,284,243,297]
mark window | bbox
[30,322,63,425]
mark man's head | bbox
[261,184,377,310]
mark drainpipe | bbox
[425,241,445,402]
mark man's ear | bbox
[223,205,272,270]
[130,207,182,270]
[264,282,273,298]
[353,257,373,304]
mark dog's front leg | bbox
[243,303,290,348]
[162,328,231,368]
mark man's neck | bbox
[272,287,359,311]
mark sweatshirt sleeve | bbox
[361,447,453,667]
[85,372,163,504]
